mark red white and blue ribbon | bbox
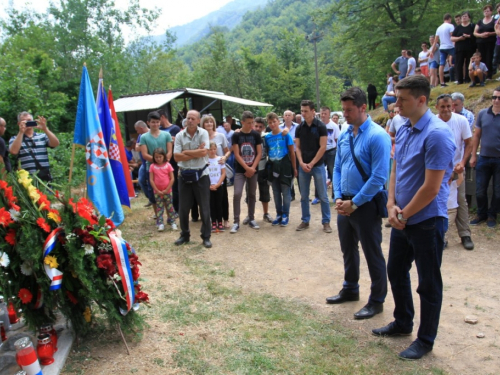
[109,231,135,313]
[34,288,44,309]
[43,227,64,290]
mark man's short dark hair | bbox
[436,93,452,105]
[241,111,254,122]
[301,100,315,110]
[340,87,367,107]
[494,86,500,92]
[443,13,452,21]
[395,75,431,103]
[406,50,412,57]
[455,13,462,18]
[255,116,266,124]
[462,11,471,18]
[147,111,161,121]
[157,109,168,118]
[266,112,279,122]
[320,106,331,112]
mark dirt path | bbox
[188,185,500,375]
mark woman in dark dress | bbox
[367,84,378,110]
[474,4,497,78]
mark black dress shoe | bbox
[398,339,432,360]
[353,302,383,320]
[174,237,189,246]
[144,202,153,208]
[461,236,474,250]
[202,239,212,248]
[372,321,412,337]
[326,289,359,304]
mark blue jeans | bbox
[271,179,291,217]
[138,164,155,204]
[439,48,455,66]
[387,217,446,346]
[382,95,397,111]
[325,148,336,182]
[298,165,331,224]
[475,156,500,219]
[337,199,387,304]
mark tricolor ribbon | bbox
[109,231,135,312]
[34,287,44,309]
[43,227,64,290]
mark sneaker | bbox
[230,223,239,233]
[480,82,485,87]
[248,220,260,229]
[311,198,320,205]
[263,213,273,223]
[158,224,165,232]
[242,216,250,225]
[470,215,487,225]
[487,217,497,228]
[323,223,332,233]
[440,83,448,87]
[280,215,289,227]
[469,82,477,88]
[171,223,178,231]
[296,222,309,231]
[218,223,225,232]
[272,216,282,226]
[212,222,217,232]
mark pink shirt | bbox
[149,162,174,192]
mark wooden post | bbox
[68,144,76,184]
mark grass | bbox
[62,198,447,375]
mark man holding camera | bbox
[9,111,59,181]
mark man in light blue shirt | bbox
[327,87,391,321]
[373,75,455,361]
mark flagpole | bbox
[68,144,76,184]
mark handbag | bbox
[349,136,388,218]
[24,138,53,182]
[180,164,208,183]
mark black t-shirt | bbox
[452,23,476,52]
[232,130,262,173]
[295,118,328,167]
[476,19,496,44]
[0,137,11,172]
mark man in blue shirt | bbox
[328,87,391,321]
[372,75,455,360]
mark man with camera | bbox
[9,111,59,181]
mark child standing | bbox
[149,148,178,231]
[208,142,226,232]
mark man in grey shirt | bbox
[174,110,212,248]
[391,50,408,79]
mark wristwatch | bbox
[351,201,358,210]
[397,213,408,223]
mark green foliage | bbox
[47,133,87,187]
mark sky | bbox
[0,0,234,36]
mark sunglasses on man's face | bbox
[492,96,500,100]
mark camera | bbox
[26,121,37,127]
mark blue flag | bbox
[96,78,131,209]
[74,66,125,226]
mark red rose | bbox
[135,291,149,303]
[131,267,140,281]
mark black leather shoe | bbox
[461,236,474,250]
[372,321,412,337]
[353,302,383,320]
[398,339,432,360]
[326,289,359,304]
[202,239,212,248]
[174,237,189,246]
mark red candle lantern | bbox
[0,321,6,341]
[14,337,43,375]
[37,333,55,365]
[8,299,19,324]
[40,323,58,352]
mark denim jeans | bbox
[387,217,446,346]
[298,165,331,224]
[382,95,397,111]
[138,164,155,204]
[475,156,500,219]
[337,199,387,304]
[271,179,291,217]
[325,148,336,182]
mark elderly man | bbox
[174,110,212,248]
[9,111,59,181]
[452,92,475,131]
[470,88,500,228]
[0,117,12,174]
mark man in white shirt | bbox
[320,106,340,188]
[406,50,417,76]
[418,42,431,78]
[436,94,474,250]
[280,110,299,200]
[432,13,455,87]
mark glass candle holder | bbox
[37,333,54,365]
[40,323,58,352]
[0,321,6,341]
[8,300,19,324]
[14,337,42,375]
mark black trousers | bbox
[477,41,496,79]
[178,174,211,240]
[210,186,224,223]
[455,49,473,84]
[368,95,377,110]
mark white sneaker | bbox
[158,224,165,232]
[248,220,260,229]
[242,216,250,225]
[230,223,240,233]
[171,223,178,231]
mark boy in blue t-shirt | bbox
[265,112,297,227]
[469,52,488,87]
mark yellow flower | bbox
[17,169,29,180]
[44,255,59,269]
[48,212,61,224]
[28,185,40,202]
[83,307,91,322]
